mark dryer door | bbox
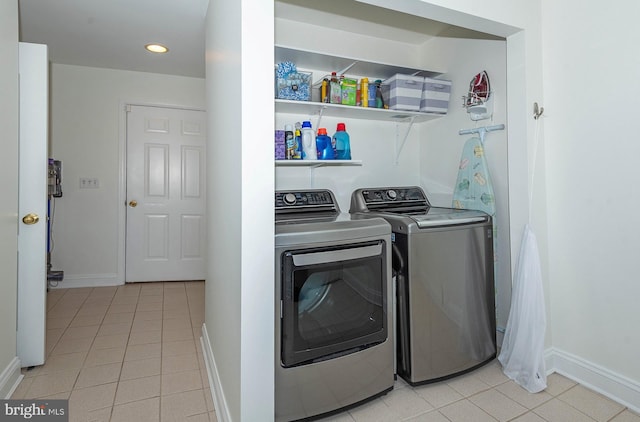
[280,240,388,367]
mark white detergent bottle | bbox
[301,121,317,160]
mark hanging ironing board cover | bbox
[452,137,496,216]
[452,136,498,318]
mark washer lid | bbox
[350,186,489,228]
[409,207,489,228]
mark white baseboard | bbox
[545,347,640,414]
[0,357,23,399]
[496,329,504,348]
[48,273,124,289]
[201,323,232,422]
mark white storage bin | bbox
[420,78,451,114]
[381,74,424,111]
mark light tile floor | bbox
[320,363,640,422]
[11,281,640,422]
[12,281,215,422]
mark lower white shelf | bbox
[275,160,362,167]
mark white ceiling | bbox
[18,0,500,79]
[18,0,209,78]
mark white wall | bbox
[203,0,242,418]
[417,37,511,335]
[203,0,275,420]
[541,0,640,404]
[50,64,205,287]
[0,0,21,398]
[274,114,423,209]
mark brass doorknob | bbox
[22,213,40,225]
[129,200,138,208]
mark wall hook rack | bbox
[459,123,505,144]
[533,102,544,120]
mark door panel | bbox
[126,105,206,282]
[182,147,203,198]
[145,214,169,259]
[181,215,204,259]
[146,144,169,197]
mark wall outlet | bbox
[79,177,99,189]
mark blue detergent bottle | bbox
[315,128,335,160]
[332,123,351,160]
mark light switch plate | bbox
[79,177,99,189]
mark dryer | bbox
[275,189,394,421]
[350,186,496,385]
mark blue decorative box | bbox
[275,62,312,102]
[275,72,312,101]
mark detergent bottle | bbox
[315,128,335,160]
[301,121,317,160]
[332,123,351,160]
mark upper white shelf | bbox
[275,45,447,123]
[275,99,444,123]
[275,45,443,79]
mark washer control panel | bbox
[360,187,426,204]
[349,186,430,213]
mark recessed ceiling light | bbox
[145,44,169,54]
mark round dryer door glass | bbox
[297,272,331,314]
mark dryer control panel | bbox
[275,190,339,215]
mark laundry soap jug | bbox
[315,128,335,160]
[332,123,351,160]
[301,121,317,160]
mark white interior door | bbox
[17,42,48,367]
[126,105,206,282]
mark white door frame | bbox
[117,101,206,284]
[17,42,48,367]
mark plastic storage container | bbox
[316,128,335,160]
[420,78,452,114]
[301,121,317,160]
[332,123,351,160]
[381,74,424,111]
[275,71,312,101]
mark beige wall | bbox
[50,64,205,287]
[0,0,20,397]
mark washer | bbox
[275,189,394,421]
[350,186,496,385]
